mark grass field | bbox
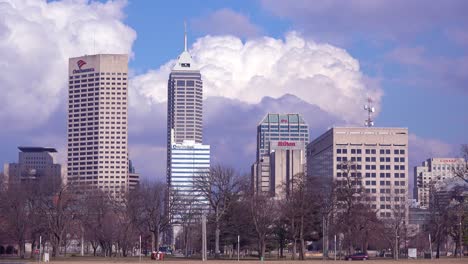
[0,256,466,264]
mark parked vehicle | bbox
[345,252,369,261]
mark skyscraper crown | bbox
[172,23,198,71]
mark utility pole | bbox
[39,236,42,263]
[81,225,84,256]
[202,215,207,261]
[459,214,463,258]
[334,235,337,261]
[429,234,433,260]
[237,235,240,261]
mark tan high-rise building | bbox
[414,158,465,208]
[67,54,129,198]
[307,127,409,219]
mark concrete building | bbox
[67,54,129,198]
[169,140,210,222]
[252,113,309,193]
[414,158,465,208]
[3,146,62,184]
[127,160,140,191]
[270,141,306,197]
[166,30,210,224]
[307,127,409,219]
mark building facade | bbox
[269,141,306,197]
[307,127,409,219]
[169,140,210,222]
[3,147,61,184]
[252,113,309,193]
[67,54,129,198]
[414,158,465,208]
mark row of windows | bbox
[175,80,200,86]
[69,72,127,79]
[69,83,127,88]
[69,92,127,98]
[337,172,406,178]
[68,142,126,148]
[69,106,126,113]
[337,148,406,155]
[69,112,126,118]
[69,77,127,83]
[69,101,127,109]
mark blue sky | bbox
[124,0,467,143]
[1,0,467,183]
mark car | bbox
[345,252,369,261]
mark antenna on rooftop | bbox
[364,97,375,127]
[184,21,187,52]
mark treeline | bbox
[0,162,466,260]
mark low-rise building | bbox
[3,146,62,184]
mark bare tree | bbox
[195,164,240,258]
[333,161,378,256]
[0,182,29,258]
[37,183,77,257]
[131,181,172,253]
[453,144,468,183]
[247,190,276,260]
[278,172,319,260]
[428,184,449,258]
[308,176,335,259]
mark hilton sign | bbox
[278,141,296,147]
[271,141,304,150]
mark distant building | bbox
[3,146,62,184]
[307,127,409,219]
[413,158,465,208]
[252,113,309,194]
[67,54,129,199]
[169,140,210,222]
[128,160,140,190]
[269,141,306,197]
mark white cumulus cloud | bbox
[131,32,382,124]
[0,0,136,130]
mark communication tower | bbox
[364,97,375,127]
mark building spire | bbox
[184,21,187,52]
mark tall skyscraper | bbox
[67,54,129,198]
[307,127,409,219]
[167,29,209,223]
[3,146,62,184]
[166,31,203,147]
[414,158,465,208]
[252,113,309,193]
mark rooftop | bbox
[18,146,58,153]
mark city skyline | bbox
[0,0,467,185]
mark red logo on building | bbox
[77,60,86,69]
[278,141,296,147]
[439,159,458,163]
[280,119,288,123]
